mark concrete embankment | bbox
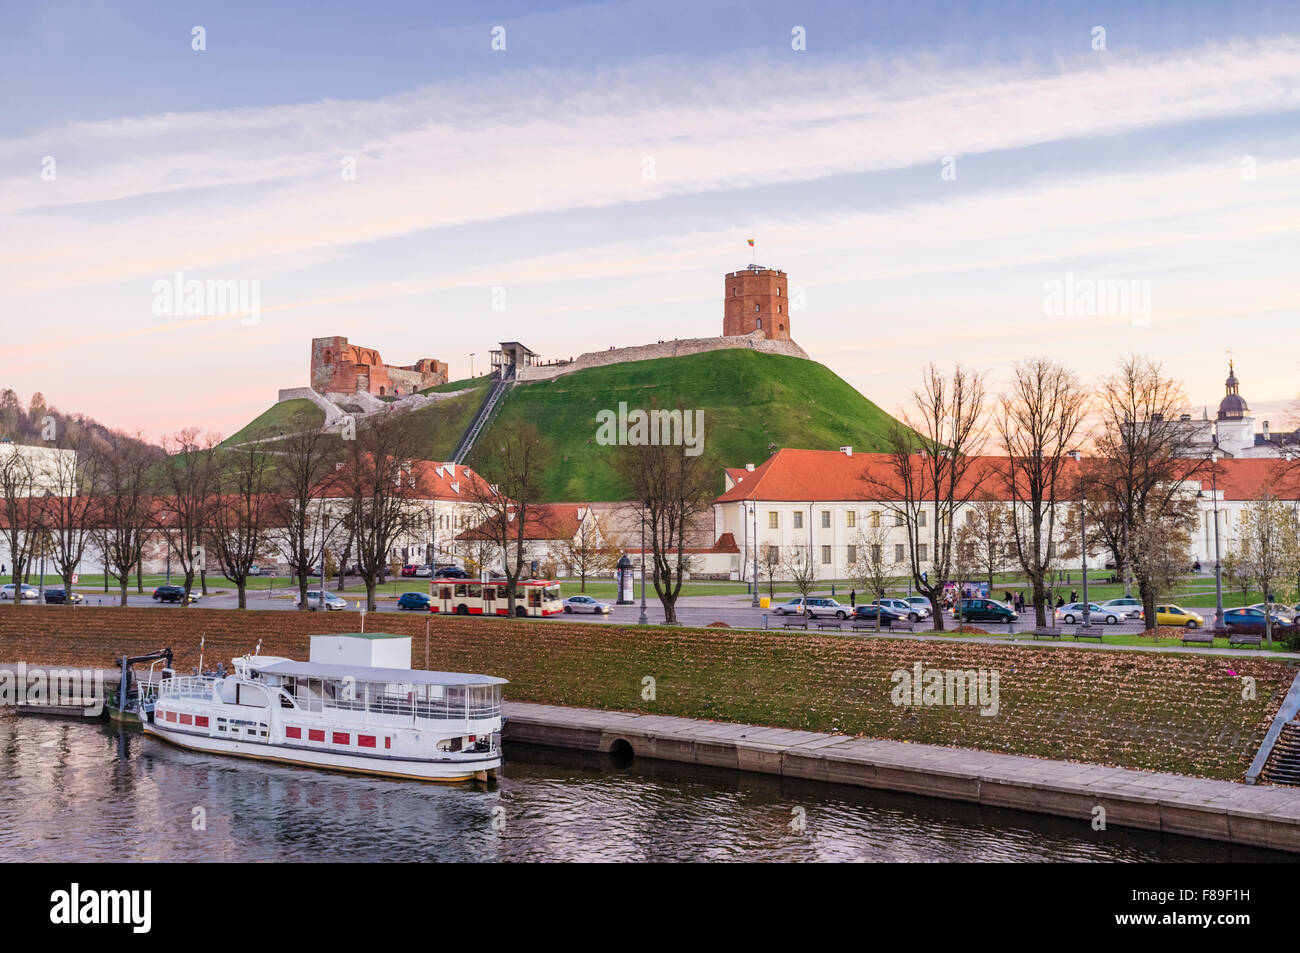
[503,702,1300,853]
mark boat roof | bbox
[257,660,507,687]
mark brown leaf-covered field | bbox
[0,606,1291,780]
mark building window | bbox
[894,512,904,527]
[820,511,831,529]
[768,512,779,529]
[777,305,782,313]
[821,546,832,565]
[871,544,882,563]
[918,511,927,527]
[846,511,856,528]
[895,544,905,562]
[756,317,763,329]
[917,544,929,561]
[847,544,857,563]
[871,511,881,528]
[793,511,803,529]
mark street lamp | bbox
[1081,479,1090,629]
[750,501,759,608]
[638,511,648,625]
[469,353,476,378]
[1211,456,1224,631]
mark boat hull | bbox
[143,722,499,782]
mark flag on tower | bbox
[747,239,755,247]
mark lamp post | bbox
[1081,480,1090,629]
[1211,458,1224,631]
[750,501,760,608]
[469,353,475,378]
[638,511,648,625]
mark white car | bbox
[294,590,347,611]
[563,595,612,614]
[902,597,933,620]
[805,598,850,620]
[772,597,806,615]
[1,583,39,601]
[870,597,925,622]
[1099,597,1143,620]
[1057,602,1122,625]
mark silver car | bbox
[1058,602,1122,625]
[563,595,612,614]
[1,583,39,601]
[1099,597,1143,620]
[772,597,806,615]
[295,590,347,610]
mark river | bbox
[0,713,1287,862]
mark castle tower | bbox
[724,265,791,341]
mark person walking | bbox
[849,588,856,607]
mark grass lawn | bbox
[220,399,325,446]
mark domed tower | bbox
[1217,361,1248,420]
[724,265,791,341]
[1214,360,1255,455]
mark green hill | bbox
[467,349,903,501]
[222,398,325,446]
[407,377,494,459]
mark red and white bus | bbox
[430,579,563,617]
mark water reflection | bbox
[0,714,1287,862]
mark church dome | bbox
[1217,361,1249,420]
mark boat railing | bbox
[158,675,217,700]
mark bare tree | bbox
[37,424,102,600]
[1237,489,1300,647]
[154,429,221,606]
[865,363,987,631]
[208,442,278,609]
[996,358,1089,628]
[847,524,902,630]
[337,411,428,612]
[560,510,617,592]
[760,542,782,599]
[270,428,344,611]
[0,444,40,605]
[958,494,1008,600]
[782,544,819,615]
[467,424,548,617]
[95,431,155,606]
[1091,355,1207,631]
[617,441,714,625]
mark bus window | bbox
[529,588,541,608]
[439,586,452,600]
[468,583,482,598]
[454,583,467,597]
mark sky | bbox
[2,0,1299,443]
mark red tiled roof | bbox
[714,449,1296,503]
[457,502,587,542]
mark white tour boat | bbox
[144,632,506,782]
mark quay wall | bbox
[0,606,1294,782]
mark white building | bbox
[713,447,1300,582]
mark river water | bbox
[0,714,1287,862]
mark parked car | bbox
[42,588,83,605]
[876,597,924,622]
[1099,597,1143,620]
[434,566,468,579]
[294,590,347,611]
[152,585,199,604]
[804,598,849,620]
[401,564,418,577]
[1056,602,1122,625]
[903,596,934,619]
[1,583,39,601]
[1248,603,1297,622]
[247,565,275,576]
[563,595,612,614]
[1223,607,1297,636]
[397,591,431,610]
[1153,605,1204,629]
[772,597,806,615]
[952,598,1017,622]
[852,604,908,627]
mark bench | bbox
[781,618,808,629]
[814,620,842,630]
[1073,626,1104,642]
[1032,627,1064,640]
[1228,632,1264,648]
[1182,629,1215,646]
[888,620,916,633]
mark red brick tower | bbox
[723,266,790,341]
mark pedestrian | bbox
[850,588,856,607]
[1070,589,1078,603]
[1056,595,1065,608]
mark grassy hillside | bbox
[222,398,325,446]
[468,349,902,501]
[407,376,494,460]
